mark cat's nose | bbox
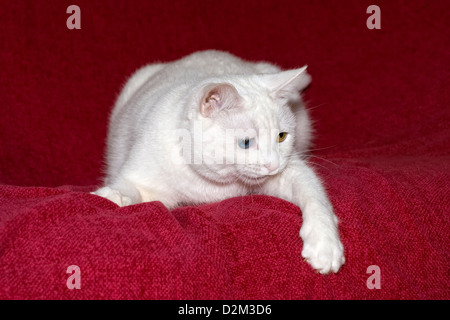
[264,162,279,174]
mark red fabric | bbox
[0,0,449,299]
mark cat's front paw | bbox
[91,186,132,207]
[300,223,345,274]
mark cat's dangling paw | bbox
[91,186,132,207]
[300,223,345,274]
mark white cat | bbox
[93,50,345,274]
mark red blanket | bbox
[0,0,449,299]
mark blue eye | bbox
[238,137,254,149]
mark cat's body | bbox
[93,50,345,274]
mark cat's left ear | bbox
[200,83,242,117]
[264,66,311,101]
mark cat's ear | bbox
[200,83,242,117]
[264,66,311,101]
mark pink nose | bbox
[264,162,279,173]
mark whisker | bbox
[307,155,340,168]
[282,150,340,173]
[304,102,327,112]
[303,144,338,153]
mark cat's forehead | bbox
[250,108,281,129]
[244,97,295,130]
[223,105,292,132]
[215,78,296,131]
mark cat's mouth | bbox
[237,164,282,181]
[238,174,269,185]
[237,169,276,185]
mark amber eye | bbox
[278,132,288,142]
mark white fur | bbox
[93,50,345,274]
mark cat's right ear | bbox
[264,66,312,101]
[200,83,242,117]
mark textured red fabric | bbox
[0,0,449,299]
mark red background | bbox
[0,0,448,299]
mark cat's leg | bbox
[261,157,345,274]
[92,178,142,207]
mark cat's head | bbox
[186,67,312,185]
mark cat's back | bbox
[111,50,280,134]
[172,50,248,76]
[164,50,280,80]
[119,50,279,109]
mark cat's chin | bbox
[238,174,270,186]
